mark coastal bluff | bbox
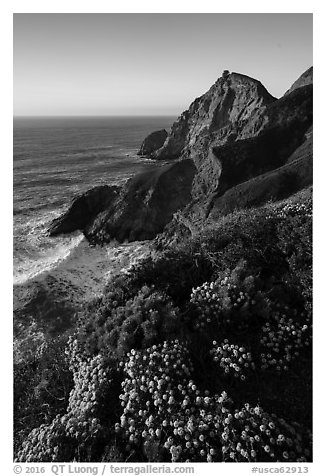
[48,67,313,245]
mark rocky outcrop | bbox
[48,161,196,243]
[151,72,276,163]
[284,67,313,96]
[137,129,168,156]
[84,159,197,243]
[49,185,119,236]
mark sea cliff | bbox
[48,67,313,246]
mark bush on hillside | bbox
[126,247,214,305]
[14,337,73,452]
[114,341,311,462]
[189,260,269,335]
[77,286,180,358]
[16,338,120,463]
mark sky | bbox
[13,13,313,116]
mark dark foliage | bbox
[77,286,181,358]
[14,337,73,452]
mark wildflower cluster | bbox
[16,338,112,462]
[275,200,312,220]
[115,340,234,462]
[115,340,311,462]
[190,261,264,332]
[190,280,225,329]
[259,312,311,372]
[221,403,311,462]
[63,338,112,435]
[15,415,67,462]
[210,340,255,381]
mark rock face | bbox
[284,67,313,96]
[151,72,276,163]
[85,159,197,243]
[137,129,168,156]
[49,185,119,236]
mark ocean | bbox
[13,116,175,286]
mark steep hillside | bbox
[284,66,313,96]
[208,144,312,221]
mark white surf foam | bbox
[13,234,84,285]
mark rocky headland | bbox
[49,185,119,236]
[48,67,313,246]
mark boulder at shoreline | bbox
[137,129,168,157]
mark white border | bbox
[2,2,323,475]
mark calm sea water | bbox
[13,116,175,284]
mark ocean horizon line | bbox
[13,114,177,119]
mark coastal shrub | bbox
[77,286,180,358]
[259,310,312,372]
[198,208,287,278]
[198,193,311,282]
[210,340,255,381]
[115,341,312,462]
[126,247,214,305]
[14,337,73,451]
[17,336,312,463]
[16,416,69,462]
[221,403,311,462]
[274,199,312,219]
[16,338,119,462]
[275,200,312,265]
[189,260,269,335]
[276,203,312,307]
[115,340,233,462]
